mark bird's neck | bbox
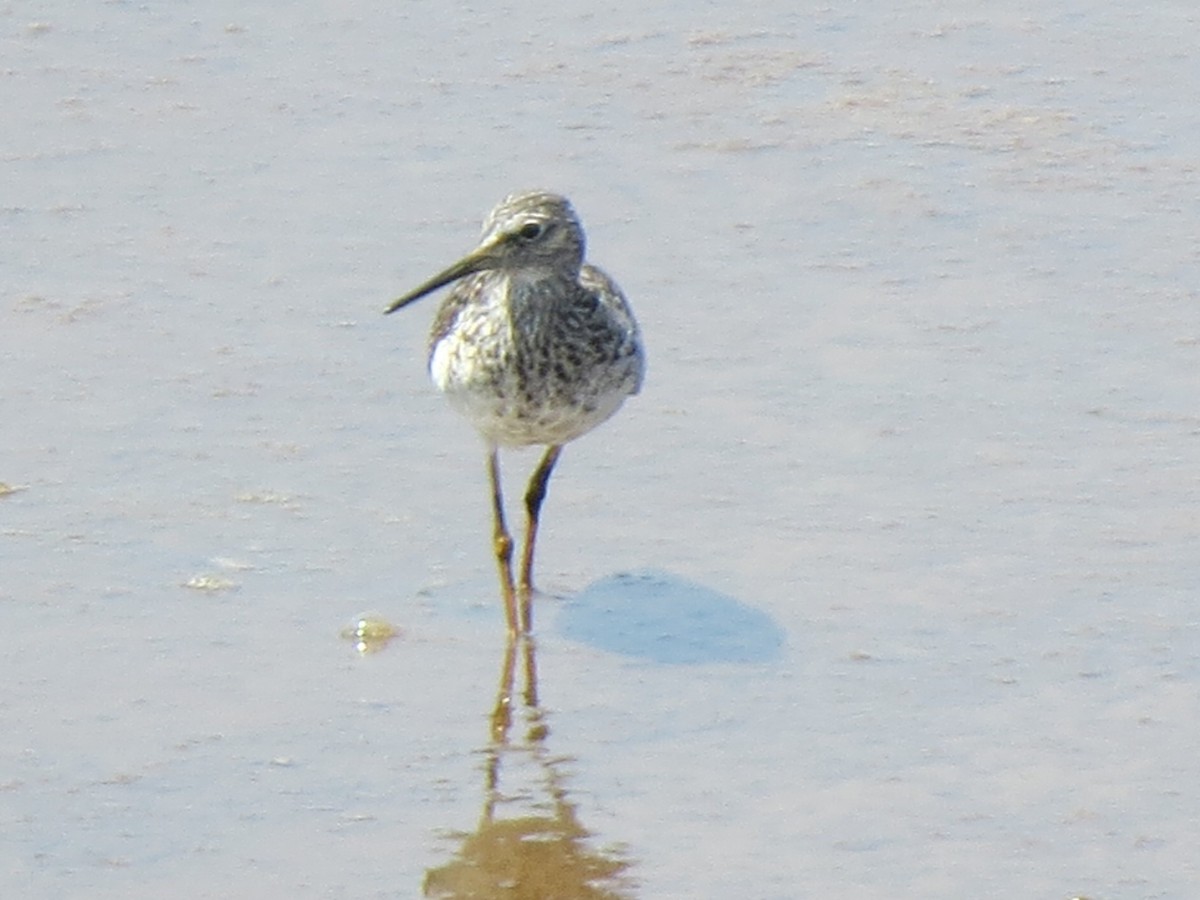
[505,266,575,300]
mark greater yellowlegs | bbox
[385,190,644,633]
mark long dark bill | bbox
[384,246,493,315]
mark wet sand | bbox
[4,2,1198,897]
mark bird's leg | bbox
[520,633,539,709]
[518,444,562,632]
[483,634,518,822]
[487,449,519,634]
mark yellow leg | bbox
[487,449,518,634]
[520,633,539,709]
[518,444,562,632]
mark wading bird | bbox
[385,190,644,633]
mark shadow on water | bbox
[557,570,786,664]
[423,636,637,899]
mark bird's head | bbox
[385,190,585,315]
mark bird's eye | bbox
[517,222,544,241]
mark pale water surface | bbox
[3,2,1199,898]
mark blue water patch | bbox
[557,570,785,664]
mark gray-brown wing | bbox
[579,263,645,396]
[426,272,491,365]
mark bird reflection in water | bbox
[424,637,636,898]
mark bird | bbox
[384,190,644,634]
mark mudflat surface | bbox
[3,3,1198,897]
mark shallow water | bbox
[3,2,1199,897]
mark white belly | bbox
[430,331,634,448]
